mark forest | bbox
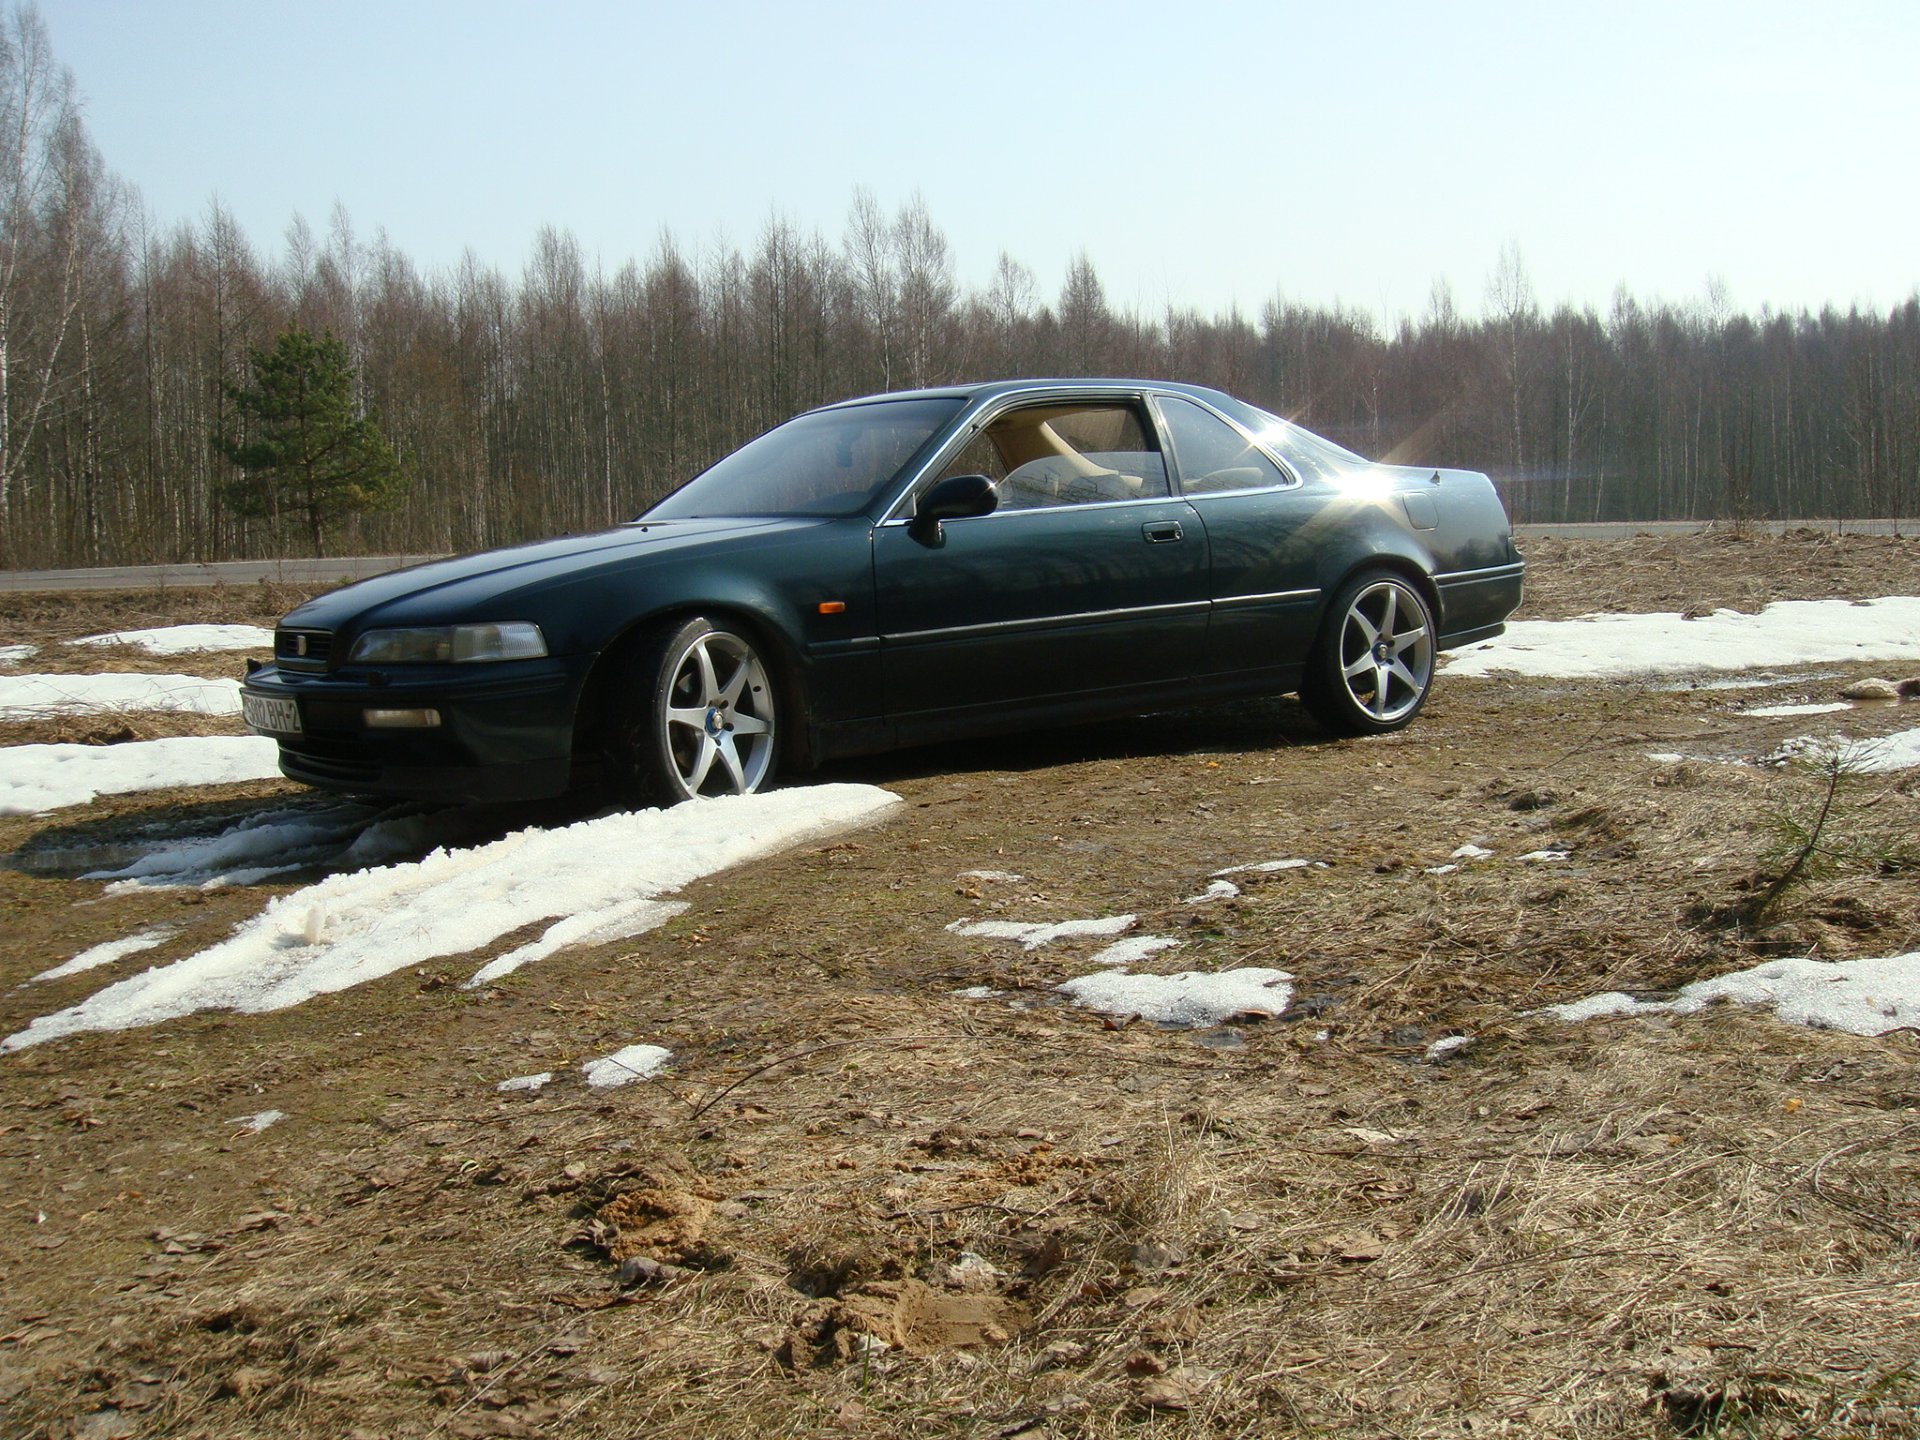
[2,8,1917,569]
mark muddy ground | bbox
[2,530,1918,1439]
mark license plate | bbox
[242,692,302,735]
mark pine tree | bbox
[216,321,406,555]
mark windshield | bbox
[643,397,965,519]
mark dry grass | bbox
[1,534,1919,1438]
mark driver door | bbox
[872,396,1210,733]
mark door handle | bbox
[1142,521,1183,543]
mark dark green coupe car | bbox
[240,380,1524,805]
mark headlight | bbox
[348,622,549,665]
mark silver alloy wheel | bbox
[659,629,776,797]
[1335,579,1433,724]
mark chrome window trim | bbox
[877,384,1170,524]
[875,490,1190,528]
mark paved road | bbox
[2,519,1914,592]
[1514,519,1915,539]
[0,555,442,593]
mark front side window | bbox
[933,401,1170,511]
[1156,396,1291,495]
[645,397,964,519]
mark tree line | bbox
[2,7,1916,569]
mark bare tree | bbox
[892,192,953,387]
[844,187,896,390]
[0,2,87,551]
[1484,240,1537,517]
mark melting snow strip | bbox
[2,784,901,1051]
[0,736,282,816]
[0,673,243,720]
[32,926,179,983]
[1445,596,1920,679]
[1212,858,1323,876]
[70,624,274,655]
[1534,951,1920,1038]
[228,1110,284,1133]
[1740,701,1851,718]
[78,798,444,889]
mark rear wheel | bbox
[1299,571,1435,735]
[607,616,779,803]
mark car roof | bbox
[814,378,1243,413]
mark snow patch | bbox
[0,736,281,816]
[1182,879,1240,904]
[1446,596,1920,679]
[1086,935,1181,968]
[1425,1034,1474,1061]
[1646,752,1686,764]
[1519,849,1571,863]
[946,914,1135,948]
[1760,728,1920,774]
[0,643,35,665]
[582,1044,671,1088]
[2,785,900,1051]
[1535,951,1920,1037]
[1451,844,1494,861]
[959,869,1025,884]
[1058,967,1294,1027]
[229,1110,284,1133]
[497,1072,553,1093]
[70,624,273,655]
[0,673,242,719]
[1740,701,1850,718]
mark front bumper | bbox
[241,656,589,804]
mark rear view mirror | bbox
[907,473,998,546]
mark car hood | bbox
[279,517,818,639]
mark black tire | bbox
[606,616,779,804]
[1299,570,1436,735]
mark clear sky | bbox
[34,0,1920,323]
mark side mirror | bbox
[907,473,998,547]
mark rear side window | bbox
[1156,396,1290,495]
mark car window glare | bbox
[643,398,965,519]
[1242,404,1371,480]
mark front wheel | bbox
[1299,572,1436,735]
[608,616,779,803]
